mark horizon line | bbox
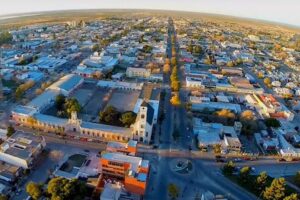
[0,8,300,30]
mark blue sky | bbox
[0,0,299,26]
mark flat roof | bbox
[81,122,132,136]
[28,89,59,110]
[102,152,142,172]
[0,132,45,160]
[35,113,68,126]
[12,105,36,116]
[50,74,83,93]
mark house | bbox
[0,132,46,169]
[126,67,151,78]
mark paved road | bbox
[144,18,257,200]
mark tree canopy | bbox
[26,181,42,200]
[263,178,286,200]
[0,31,12,45]
[6,125,15,137]
[47,177,87,200]
[265,118,281,128]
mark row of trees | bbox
[15,80,35,99]
[26,177,87,200]
[99,105,137,127]
[35,81,53,95]
[222,161,298,200]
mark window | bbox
[141,125,144,128]
[146,132,148,137]
[141,114,145,119]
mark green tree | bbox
[265,118,281,128]
[293,171,300,187]
[213,144,222,155]
[47,177,86,200]
[263,178,286,200]
[171,57,177,66]
[168,183,180,199]
[222,161,235,176]
[0,31,13,45]
[55,94,66,110]
[64,98,81,117]
[26,181,42,200]
[256,171,268,194]
[120,112,137,127]
[99,105,120,124]
[170,94,181,106]
[239,166,251,184]
[283,194,299,200]
[6,125,15,137]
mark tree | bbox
[0,195,7,200]
[47,177,87,200]
[168,183,180,199]
[99,105,120,124]
[120,112,136,127]
[256,171,268,194]
[227,61,234,67]
[171,57,177,66]
[55,94,66,110]
[64,98,81,117]
[215,109,235,119]
[171,80,180,92]
[240,110,255,121]
[283,194,299,200]
[293,171,300,187]
[222,161,235,175]
[239,166,251,184]
[165,58,170,65]
[6,125,15,137]
[257,71,264,79]
[194,45,202,54]
[263,178,286,200]
[264,77,271,85]
[0,31,13,45]
[26,181,42,200]
[170,94,181,106]
[163,63,171,73]
[265,118,280,128]
[213,144,222,155]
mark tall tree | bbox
[263,178,286,200]
[256,171,268,194]
[47,177,86,200]
[26,182,42,200]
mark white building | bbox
[126,67,151,78]
[0,132,46,169]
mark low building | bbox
[126,67,151,78]
[100,152,149,195]
[0,132,46,169]
[106,140,137,156]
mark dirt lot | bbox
[106,90,140,112]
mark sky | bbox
[0,0,299,26]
